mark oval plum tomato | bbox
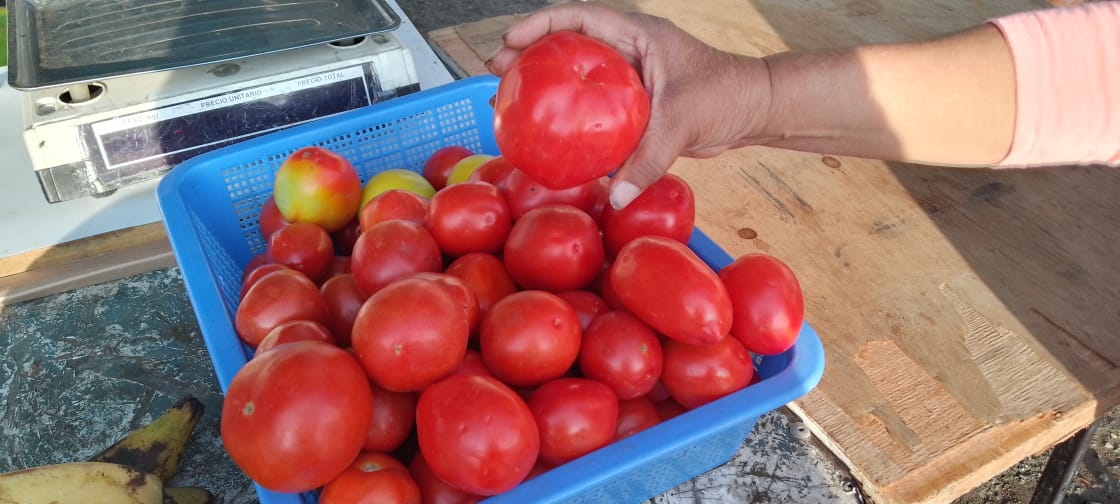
[578,311,663,399]
[503,205,605,292]
[240,263,287,300]
[417,374,539,495]
[425,181,512,257]
[351,276,469,392]
[273,147,362,233]
[600,174,695,258]
[494,31,650,189]
[661,336,754,409]
[446,154,495,186]
[720,254,805,355]
[267,222,334,283]
[500,167,601,221]
[221,341,373,493]
[410,272,481,337]
[409,451,483,504]
[258,196,290,241]
[350,220,442,297]
[235,269,329,348]
[615,396,660,440]
[320,273,367,348]
[528,378,619,466]
[609,236,732,346]
[443,253,518,317]
[480,291,582,388]
[255,320,335,355]
[555,290,609,332]
[468,155,517,191]
[423,145,474,190]
[361,169,436,209]
[319,452,420,504]
[358,189,429,232]
[330,218,361,256]
[364,382,417,453]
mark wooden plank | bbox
[427,3,1120,503]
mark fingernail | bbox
[609,181,641,210]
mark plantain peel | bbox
[89,396,205,482]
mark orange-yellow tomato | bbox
[273,147,362,233]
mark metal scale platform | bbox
[7,0,422,204]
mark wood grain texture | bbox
[426,2,1120,503]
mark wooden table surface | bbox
[427,1,1120,503]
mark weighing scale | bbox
[7,0,423,203]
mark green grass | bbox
[1,8,7,68]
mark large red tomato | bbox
[443,253,518,317]
[503,205,604,292]
[720,254,805,355]
[578,311,663,400]
[267,222,334,283]
[351,276,469,392]
[416,374,539,496]
[410,272,481,337]
[425,181,512,257]
[599,174,695,258]
[661,336,754,409]
[480,291,582,388]
[350,219,442,297]
[273,146,362,232]
[319,452,421,504]
[221,341,373,493]
[494,31,650,189]
[235,269,329,348]
[609,236,732,346]
[423,145,474,190]
[528,378,619,466]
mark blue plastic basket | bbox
[156,75,825,504]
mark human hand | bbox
[486,2,772,209]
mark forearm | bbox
[757,25,1015,166]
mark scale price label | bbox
[86,65,374,176]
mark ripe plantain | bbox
[89,396,204,482]
[0,461,163,504]
[162,486,215,504]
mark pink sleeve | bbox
[989,2,1120,168]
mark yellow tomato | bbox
[360,169,436,209]
[446,155,496,186]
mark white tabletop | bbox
[0,0,454,258]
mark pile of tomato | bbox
[219,31,805,503]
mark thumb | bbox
[608,119,685,210]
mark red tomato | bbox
[235,269,329,348]
[528,378,619,466]
[503,205,604,292]
[593,261,628,311]
[720,254,805,355]
[451,349,493,378]
[661,336,754,409]
[221,341,373,493]
[319,452,421,504]
[258,196,290,241]
[323,256,351,282]
[654,398,686,421]
[350,220,443,297]
[409,451,483,504]
[555,290,609,332]
[578,311,663,400]
[425,181,512,257]
[480,291,582,388]
[351,276,469,392]
[240,263,287,300]
[500,168,601,221]
[609,236,732,346]
[331,218,361,256]
[359,189,430,233]
[320,273,367,348]
[494,31,650,189]
[242,252,271,282]
[615,396,660,440]
[410,272,481,337]
[364,382,417,453]
[423,145,474,190]
[267,222,334,283]
[600,174,695,257]
[443,253,518,317]
[416,374,539,496]
[468,156,517,191]
[273,146,363,232]
[255,320,335,355]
